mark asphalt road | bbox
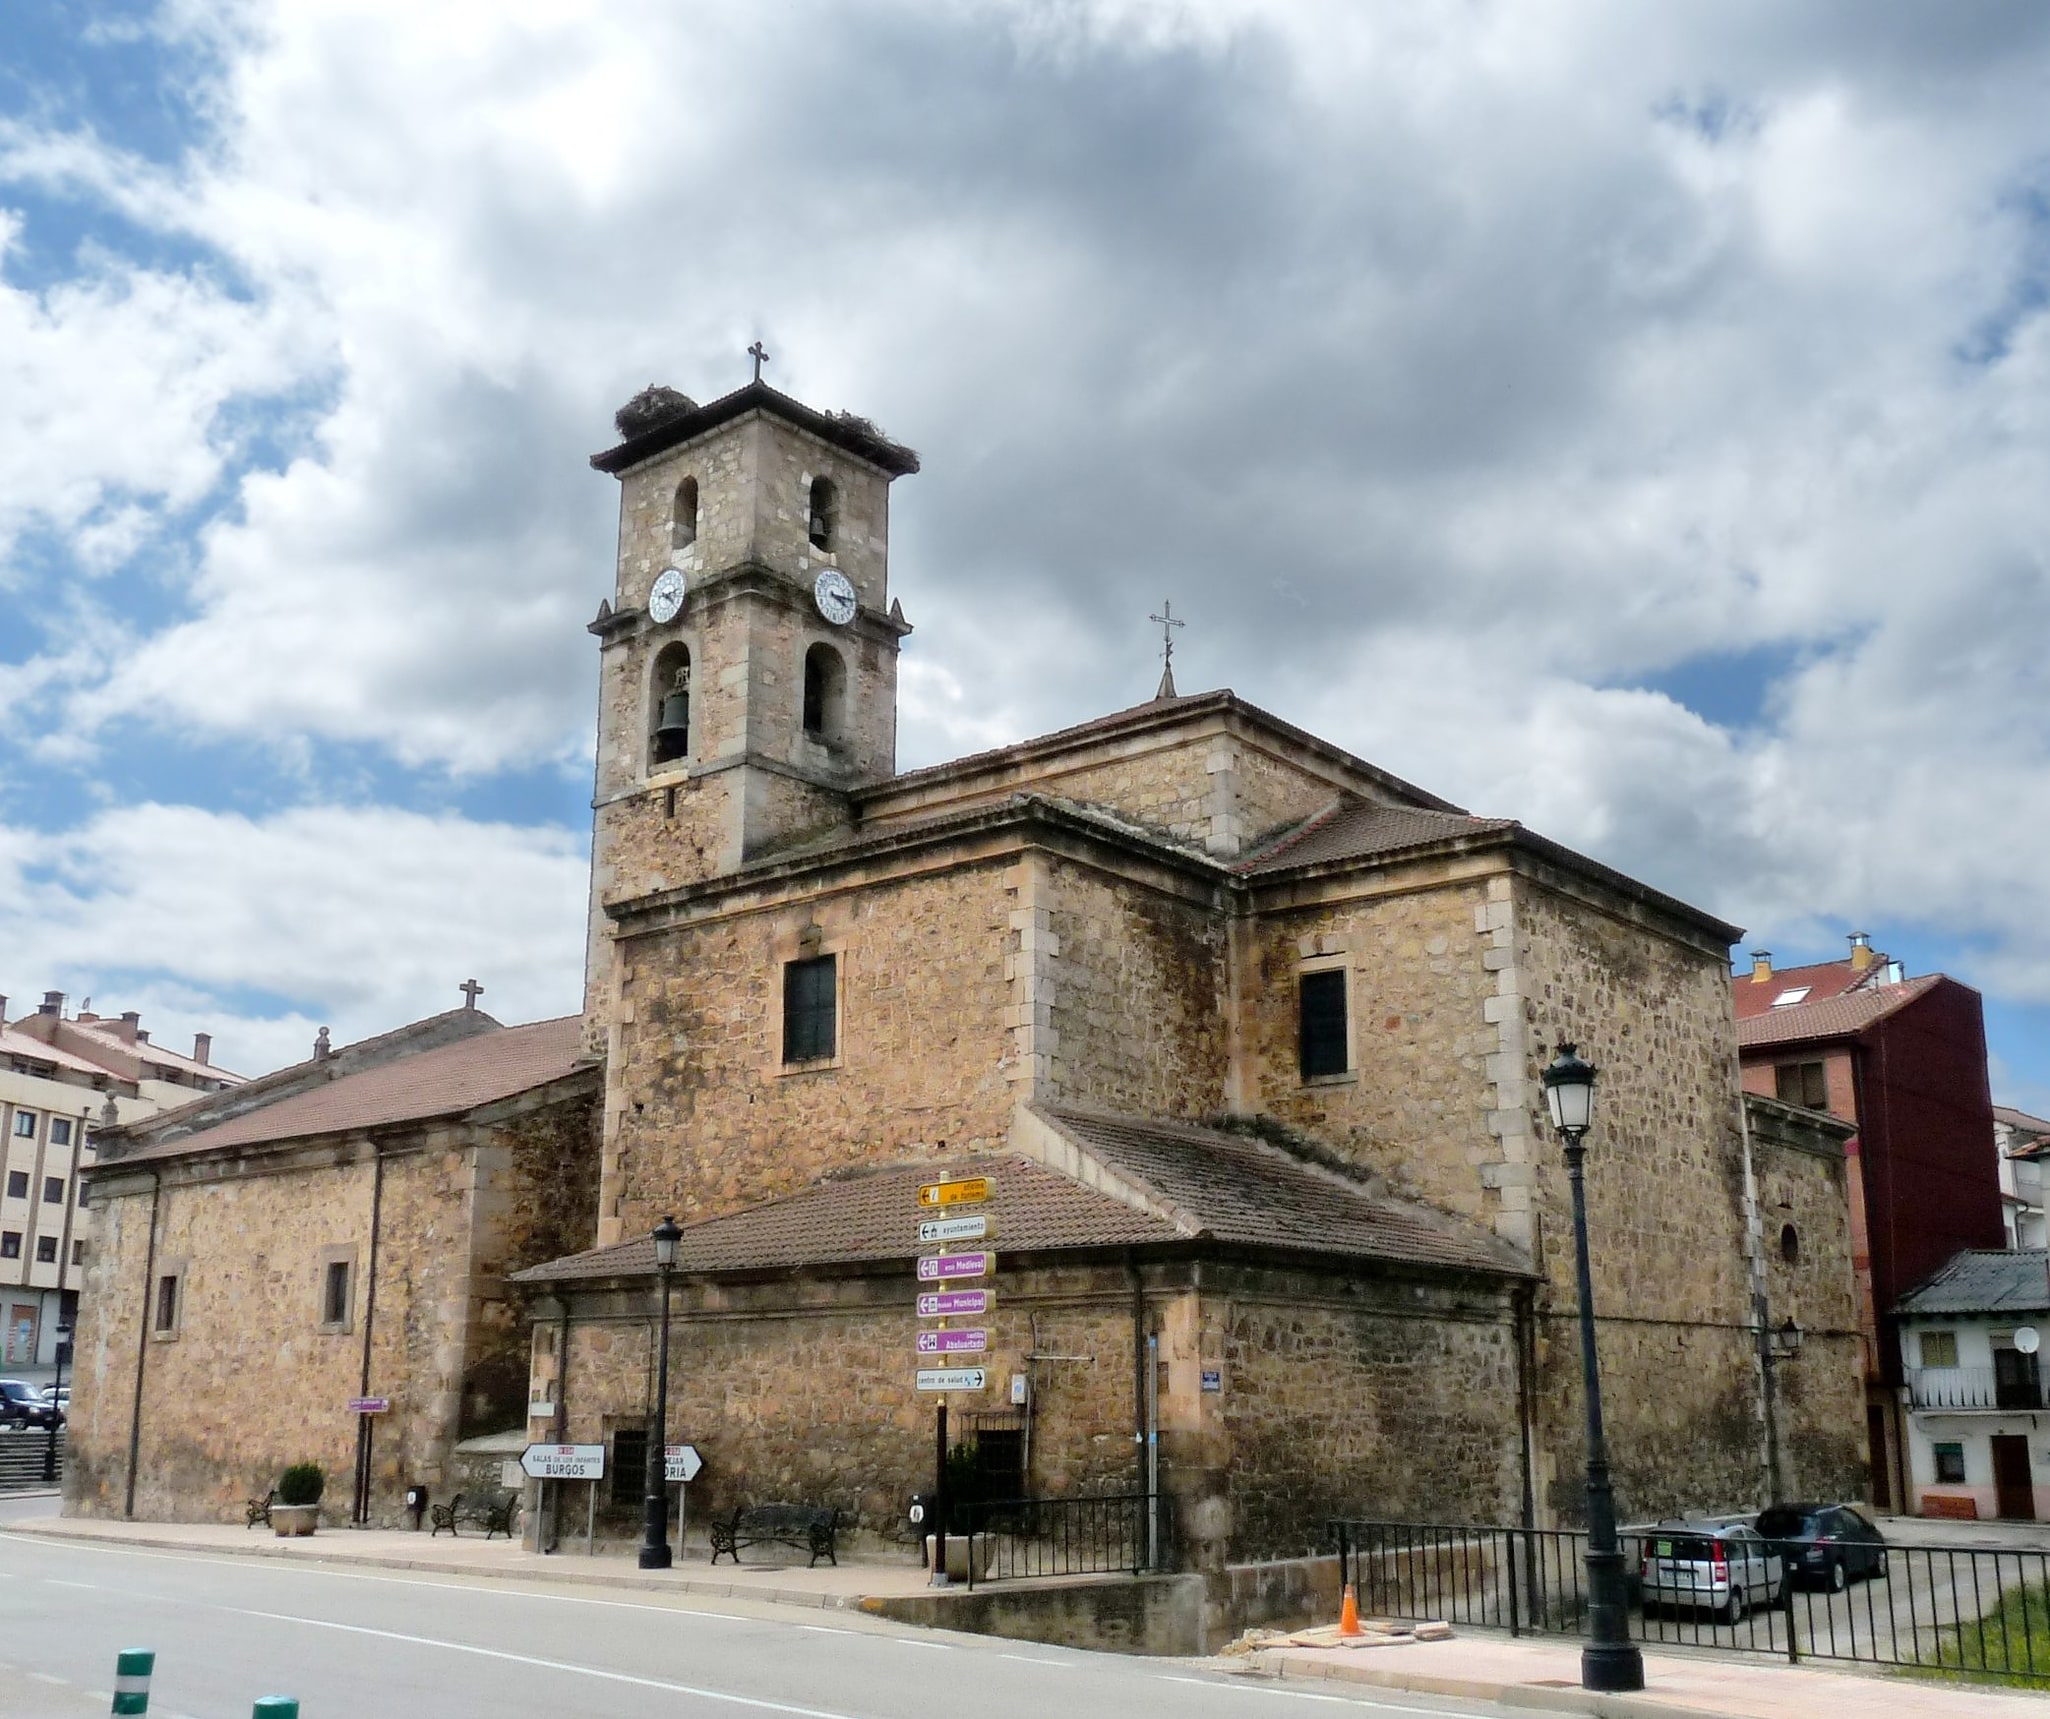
[0,1513,1550,1719]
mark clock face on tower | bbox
[647,568,686,625]
[813,568,857,626]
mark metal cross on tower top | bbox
[748,341,770,383]
[1149,600,1185,700]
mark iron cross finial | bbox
[459,978,483,1010]
[1149,599,1186,700]
[748,341,770,383]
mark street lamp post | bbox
[638,1216,683,1571]
[1542,1043,1645,1695]
[42,1324,72,1486]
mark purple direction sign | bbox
[917,1328,989,1356]
[917,1288,991,1318]
[916,1249,993,1282]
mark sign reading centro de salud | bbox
[916,1368,987,1392]
[520,1443,605,1481]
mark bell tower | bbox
[579,376,919,1026]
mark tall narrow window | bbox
[35,1235,56,1263]
[672,476,699,550]
[611,1429,649,1506]
[649,644,691,768]
[42,1176,62,1204]
[1775,1060,1827,1110]
[49,1117,72,1146]
[1298,968,1349,1080]
[323,1259,352,1327]
[802,644,846,740]
[154,1272,180,1335]
[783,955,838,1064]
[807,477,837,550]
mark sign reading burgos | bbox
[520,1443,606,1481]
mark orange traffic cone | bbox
[1338,1581,1362,1638]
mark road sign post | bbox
[520,1443,605,1482]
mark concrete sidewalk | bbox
[1250,1631,2047,1719]
[4,1510,933,1608]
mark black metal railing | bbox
[956,1492,1171,1587]
[0,1426,63,1491]
[1332,1518,2050,1686]
[1907,1365,2048,1411]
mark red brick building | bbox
[1735,936,2003,1511]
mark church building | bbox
[514,375,1865,1562]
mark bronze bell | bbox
[654,689,690,759]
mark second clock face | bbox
[648,568,686,625]
[814,569,858,626]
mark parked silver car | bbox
[1638,1515,1785,1623]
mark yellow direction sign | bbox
[917,1175,990,1209]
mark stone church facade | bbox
[518,377,1864,1561]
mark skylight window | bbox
[1771,987,1811,1008]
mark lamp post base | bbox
[1580,1640,1644,1692]
[637,1544,672,1570]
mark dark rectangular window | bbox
[1934,1442,1966,1485]
[12,1111,36,1138]
[783,955,837,1064]
[612,1429,649,1507]
[4,1171,25,1199]
[42,1176,63,1204]
[154,1273,180,1334]
[35,1235,56,1263]
[71,1240,84,1267]
[0,1231,19,1260]
[323,1259,352,1326]
[1775,1060,1827,1110]
[1298,969,1349,1079]
[49,1118,72,1147]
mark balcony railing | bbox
[1908,1365,2048,1411]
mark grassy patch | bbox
[1897,1580,2050,1690]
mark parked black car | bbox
[0,1378,63,1431]
[1756,1501,1888,1591]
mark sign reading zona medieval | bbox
[917,1249,994,1282]
[916,1368,987,1392]
[917,1213,992,1245]
[520,1443,606,1481]
[917,1327,988,1356]
[917,1288,993,1318]
[917,1176,990,1209]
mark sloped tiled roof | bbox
[516,1155,1178,1282]
[1736,975,1942,1051]
[1995,1106,2050,1139]
[1035,1106,1530,1276]
[1237,801,1518,875]
[68,1022,243,1084]
[1897,1250,2050,1317]
[0,1026,121,1080]
[114,1016,591,1163]
[1732,958,1880,1021]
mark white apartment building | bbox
[1,991,243,1368]
[1997,1107,2050,1251]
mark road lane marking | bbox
[1159,1678,1465,1714]
[28,1673,67,1685]
[232,1606,869,1718]
[43,1578,98,1589]
[800,1625,862,1635]
[998,1652,1077,1666]
[889,1638,951,1650]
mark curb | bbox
[1250,1651,1752,1719]
[4,1518,882,1611]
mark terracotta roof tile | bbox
[1236,801,1518,875]
[515,1155,1177,1282]
[1036,1106,1530,1276]
[0,1025,123,1080]
[116,1016,591,1162]
[1735,974,1943,1050]
[1732,958,1878,1021]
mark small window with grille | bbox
[783,955,838,1064]
[611,1429,649,1507]
[1298,968,1349,1080]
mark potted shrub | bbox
[272,1463,325,1537]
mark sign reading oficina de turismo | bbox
[915,1173,996,1402]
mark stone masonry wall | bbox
[1042,857,1230,1119]
[605,857,1021,1237]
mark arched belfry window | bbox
[803,643,846,740]
[807,477,837,551]
[672,476,699,550]
[650,643,691,767]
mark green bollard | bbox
[251,1701,299,1717]
[112,1649,154,1715]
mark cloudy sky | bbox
[2,2,2047,1104]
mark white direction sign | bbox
[521,1442,605,1481]
[664,1443,704,1483]
[916,1367,988,1392]
[917,1213,991,1245]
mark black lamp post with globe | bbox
[638,1216,683,1570]
[41,1322,72,1485]
[1541,1043,1645,1695]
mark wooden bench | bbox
[708,1503,839,1567]
[429,1490,520,1539]
[245,1488,275,1530]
